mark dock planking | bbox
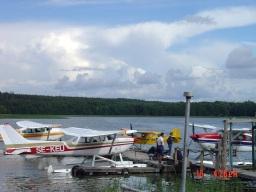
[123,150,178,172]
[190,161,256,180]
[71,166,159,177]
[236,168,256,180]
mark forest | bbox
[0,92,255,117]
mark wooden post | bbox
[221,120,228,170]
[252,123,256,169]
[229,122,233,169]
[174,149,177,164]
[215,140,221,170]
[215,118,256,170]
[200,150,204,171]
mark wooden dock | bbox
[236,168,256,180]
[190,161,256,180]
[69,149,256,182]
[71,166,160,177]
[71,150,179,178]
[123,150,178,173]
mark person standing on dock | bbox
[156,132,165,163]
[167,132,173,156]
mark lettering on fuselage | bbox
[36,145,65,154]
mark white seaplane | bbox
[0,124,144,174]
[190,123,252,152]
[0,121,64,141]
[0,124,134,156]
[16,120,64,140]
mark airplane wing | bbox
[189,123,218,130]
[16,120,61,129]
[232,128,251,132]
[190,123,251,132]
[61,127,124,137]
[217,127,251,133]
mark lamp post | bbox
[180,92,192,192]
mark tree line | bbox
[0,92,255,116]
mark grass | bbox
[103,177,249,192]
[0,114,66,119]
[185,179,246,192]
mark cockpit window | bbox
[22,129,33,133]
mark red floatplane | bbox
[190,123,252,152]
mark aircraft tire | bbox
[122,168,129,175]
[71,165,85,178]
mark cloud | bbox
[55,62,134,91]
[226,46,256,68]
[55,59,161,95]
[162,42,256,101]
[99,6,256,48]
[225,45,256,79]
[61,66,104,72]
[134,71,161,85]
[0,6,256,100]
[164,64,230,100]
[197,6,256,29]
[185,15,216,25]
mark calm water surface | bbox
[0,116,251,191]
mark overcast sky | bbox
[0,0,256,101]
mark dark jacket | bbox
[167,136,173,145]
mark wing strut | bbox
[46,128,52,140]
[108,133,117,154]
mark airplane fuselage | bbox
[4,137,134,156]
[190,132,252,152]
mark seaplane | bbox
[132,128,181,145]
[16,120,64,140]
[190,123,252,152]
[0,121,64,141]
[0,124,135,156]
[0,124,146,174]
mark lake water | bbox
[0,116,253,191]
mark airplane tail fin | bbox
[0,124,31,145]
[171,128,182,143]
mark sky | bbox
[0,0,256,101]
